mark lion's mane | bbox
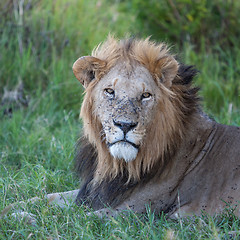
[75,37,199,209]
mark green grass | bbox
[0,0,240,239]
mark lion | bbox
[1,36,240,222]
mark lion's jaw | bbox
[109,142,138,162]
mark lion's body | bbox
[2,37,240,222]
[74,118,240,217]
[72,37,240,217]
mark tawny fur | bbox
[79,36,197,183]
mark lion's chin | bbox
[109,142,138,162]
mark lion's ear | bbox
[156,56,179,87]
[72,56,106,88]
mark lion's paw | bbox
[11,211,37,225]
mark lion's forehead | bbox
[98,64,157,94]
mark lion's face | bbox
[92,63,158,162]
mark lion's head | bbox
[73,36,199,183]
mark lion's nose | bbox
[113,120,138,135]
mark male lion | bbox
[2,36,240,221]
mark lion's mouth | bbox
[107,140,139,149]
[108,140,139,162]
[107,140,139,162]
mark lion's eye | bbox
[104,88,115,95]
[141,92,152,99]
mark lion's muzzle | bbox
[106,120,140,162]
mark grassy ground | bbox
[0,0,240,239]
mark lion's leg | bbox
[1,189,79,224]
[90,182,167,218]
[90,181,179,218]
